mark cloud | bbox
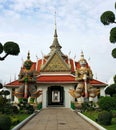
[0,0,116,83]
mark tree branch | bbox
[0,53,9,61]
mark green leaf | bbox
[100,11,115,25]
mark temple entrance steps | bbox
[20,108,99,130]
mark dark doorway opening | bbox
[47,86,64,106]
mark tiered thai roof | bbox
[5,22,107,88]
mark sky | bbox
[0,0,116,84]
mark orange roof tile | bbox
[30,62,36,70]
[37,74,76,83]
[90,79,107,86]
[36,59,42,72]
[5,80,22,88]
[5,75,107,87]
[36,75,107,86]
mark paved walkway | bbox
[20,108,98,130]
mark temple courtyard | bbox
[20,108,98,130]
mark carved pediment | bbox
[41,51,70,72]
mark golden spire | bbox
[50,11,61,49]
[54,11,57,37]
[47,11,66,59]
[55,11,56,29]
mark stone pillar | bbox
[42,87,47,108]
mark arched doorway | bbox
[47,86,64,106]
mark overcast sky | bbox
[0,0,116,84]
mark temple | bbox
[5,20,107,109]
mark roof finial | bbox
[27,51,30,60]
[55,11,56,30]
[80,51,84,59]
[54,11,57,37]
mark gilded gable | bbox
[41,52,70,72]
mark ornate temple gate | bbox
[47,86,64,106]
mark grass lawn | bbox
[0,113,30,129]
[10,113,30,129]
[83,111,116,130]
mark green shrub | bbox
[98,111,112,125]
[81,102,89,112]
[98,96,116,111]
[81,102,95,112]
[18,98,34,114]
[0,96,6,106]
[37,102,42,110]
[112,94,116,97]
[111,110,116,118]
[3,103,12,114]
[0,115,11,130]
[11,117,20,125]
[26,105,34,114]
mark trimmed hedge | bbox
[98,111,112,125]
[98,96,116,111]
[0,115,11,130]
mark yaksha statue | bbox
[14,52,42,103]
[69,52,99,103]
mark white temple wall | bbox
[38,84,48,108]
[64,84,74,108]
[37,84,75,108]
[7,88,12,99]
[100,87,105,96]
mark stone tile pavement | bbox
[20,108,98,130]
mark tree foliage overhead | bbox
[100,11,115,25]
[110,27,116,43]
[0,41,20,61]
[100,3,116,58]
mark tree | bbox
[100,3,116,58]
[98,96,116,110]
[3,90,10,98]
[105,75,116,97]
[114,74,116,83]
[105,84,116,97]
[0,41,20,61]
[0,83,3,89]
